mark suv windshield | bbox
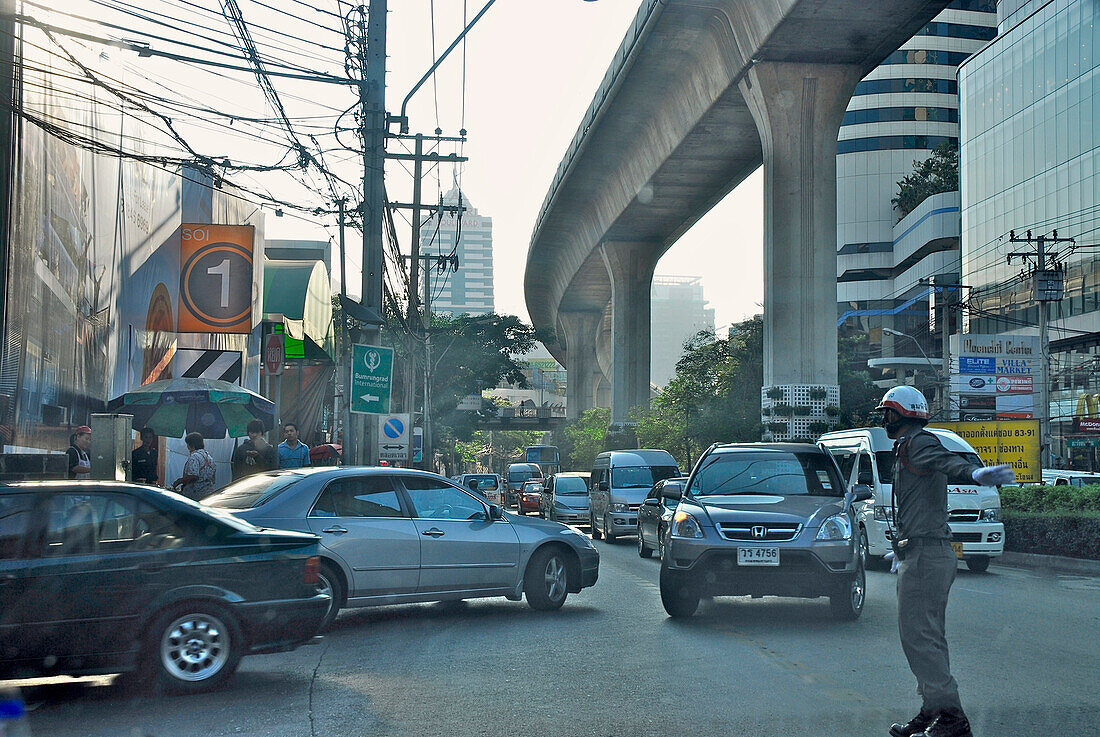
[689,451,843,497]
[507,465,541,482]
[203,473,307,510]
[464,475,498,490]
[611,465,679,489]
[554,476,588,494]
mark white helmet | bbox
[876,385,930,420]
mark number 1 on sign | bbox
[207,258,231,307]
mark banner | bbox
[178,225,256,334]
[930,420,1041,483]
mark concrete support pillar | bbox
[600,241,658,426]
[740,62,862,389]
[740,62,861,441]
[558,311,602,421]
[595,372,611,410]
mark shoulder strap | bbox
[898,430,935,477]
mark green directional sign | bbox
[351,343,393,414]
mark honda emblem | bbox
[751,525,767,539]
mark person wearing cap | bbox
[67,426,92,480]
[877,386,1015,737]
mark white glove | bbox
[972,464,1015,486]
[884,550,900,573]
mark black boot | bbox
[920,710,972,737]
[890,710,935,737]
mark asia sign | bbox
[351,344,393,414]
[930,420,1041,483]
[178,225,256,333]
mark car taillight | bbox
[303,555,320,585]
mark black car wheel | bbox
[589,511,602,540]
[525,547,569,611]
[966,556,990,573]
[147,603,243,694]
[659,564,700,619]
[859,526,870,567]
[637,526,653,558]
[829,560,866,621]
[316,561,345,630]
[657,526,667,561]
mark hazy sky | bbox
[284,0,766,329]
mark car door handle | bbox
[0,573,15,585]
[322,525,348,535]
[421,528,445,538]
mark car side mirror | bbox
[598,481,609,491]
[488,504,503,521]
[850,484,873,502]
[857,472,874,485]
[661,486,683,502]
[642,498,660,507]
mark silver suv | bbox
[659,443,871,620]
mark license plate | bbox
[737,547,779,566]
[951,542,964,559]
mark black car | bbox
[637,477,686,560]
[660,443,871,620]
[0,481,329,693]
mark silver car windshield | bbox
[554,477,588,494]
[689,451,843,497]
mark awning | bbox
[263,259,334,360]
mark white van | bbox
[589,450,680,541]
[818,427,1005,572]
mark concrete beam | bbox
[601,241,658,425]
[740,62,862,388]
[558,310,603,421]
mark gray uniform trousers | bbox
[896,540,962,714]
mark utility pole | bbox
[1008,229,1074,468]
[337,198,352,456]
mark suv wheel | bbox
[604,516,617,543]
[638,527,653,558]
[147,603,243,693]
[659,564,700,619]
[829,560,866,621]
[525,547,569,611]
[589,511,602,540]
[966,556,990,573]
[858,526,869,567]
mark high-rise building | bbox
[420,187,493,316]
[959,0,1100,466]
[651,276,715,387]
[836,1,996,365]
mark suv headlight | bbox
[609,503,630,513]
[874,505,892,522]
[815,513,853,541]
[671,510,704,538]
[980,507,1002,522]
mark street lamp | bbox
[882,327,948,412]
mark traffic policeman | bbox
[877,386,1014,737]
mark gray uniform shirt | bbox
[893,429,981,540]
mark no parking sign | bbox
[377,413,410,462]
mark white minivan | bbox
[818,427,1005,572]
[589,450,680,541]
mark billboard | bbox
[930,420,1041,483]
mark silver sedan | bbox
[203,467,600,629]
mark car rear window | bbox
[611,465,679,489]
[203,473,307,510]
[464,475,499,491]
[689,451,843,497]
[554,477,588,494]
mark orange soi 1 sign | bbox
[178,224,256,334]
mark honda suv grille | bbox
[717,522,802,542]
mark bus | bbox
[525,445,560,475]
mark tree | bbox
[891,142,958,222]
[837,332,882,428]
[565,407,611,470]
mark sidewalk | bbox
[994,550,1100,576]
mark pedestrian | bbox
[878,386,1015,737]
[277,422,311,469]
[66,425,92,479]
[131,427,159,485]
[173,432,217,501]
[231,419,276,480]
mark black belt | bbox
[897,536,950,547]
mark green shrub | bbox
[792,406,811,417]
[999,484,1100,514]
[1003,510,1100,560]
[773,403,794,416]
[766,387,785,400]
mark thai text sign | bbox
[930,420,1041,483]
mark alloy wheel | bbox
[160,613,231,683]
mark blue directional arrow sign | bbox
[351,344,393,414]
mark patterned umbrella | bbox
[107,377,275,439]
